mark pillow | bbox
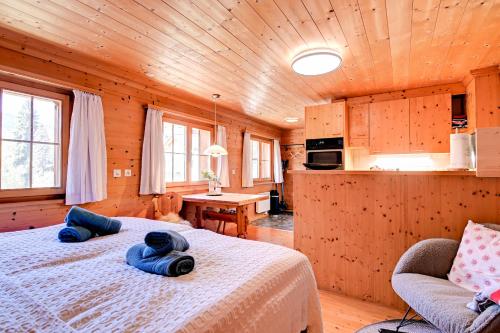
[448,220,500,292]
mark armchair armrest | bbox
[393,238,459,279]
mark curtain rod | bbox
[146,103,214,125]
[74,87,102,96]
[242,128,280,141]
[0,68,102,96]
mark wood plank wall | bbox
[0,46,281,232]
[293,173,500,309]
[280,129,305,209]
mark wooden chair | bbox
[152,192,183,221]
[202,208,237,235]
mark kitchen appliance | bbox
[449,132,473,170]
[269,189,280,215]
[303,137,344,170]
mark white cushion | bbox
[448,220,500,292]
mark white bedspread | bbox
[0,217,322,333]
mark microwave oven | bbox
[303,137,344,170]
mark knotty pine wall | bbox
[293,172,500,309]
[0,46,281,232]
[280,129,305,210]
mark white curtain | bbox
[66,90,107,205]
[216,125,230,187]
[273,139,284,183]
[139,107,166,195]
[241,131,253,188]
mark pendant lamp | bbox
[203,94,228,157]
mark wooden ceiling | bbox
[0,0,498,128]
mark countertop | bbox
[288,169,476,176]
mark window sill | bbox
[164,183,209,195]
[253,180,275,186]
[0,196,65,208]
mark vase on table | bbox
[208,180,221,195]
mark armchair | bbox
[391,224,500,333]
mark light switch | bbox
[113,169,122,177]
[232,169,236,175]
[124,169,132,177]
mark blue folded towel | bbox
[143,230,190,258]
[126,244,195,277]
[65,206,122,236]
[58,226,94,242]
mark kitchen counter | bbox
[288,169,476,176]
[292,168,499,309]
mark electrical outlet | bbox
[113,169,122,177]
[124,169,132,177]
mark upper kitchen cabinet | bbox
[369,99,410,154]
[347,103,369,148]
[305,101,346,139]
[409,94,451,153]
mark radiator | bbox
[256,192,270,213]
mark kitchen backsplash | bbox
[346,148,451,171]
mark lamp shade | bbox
[291,48,342,76]
[203,144,228,157]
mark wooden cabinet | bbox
[409,94,451,153]
[348,103,369,148]
[466,69,500,129]
[369,99,410,153]
[368,94,451,154]
[305,101,346,139]
[475,127,500,177]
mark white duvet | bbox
[0,217,322,333]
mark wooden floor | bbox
[203,220,294,248]
[319,290,404,332]
[222,223,404,332]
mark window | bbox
[251,137,273,181]
[163,119,213,184]
[0,81,69,198]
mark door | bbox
[329,101,345,138]
[305,102,345,139]
[369,99,410,154]
[348,103,369,148]
[409,94,451,153]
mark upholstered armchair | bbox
[391,224,500,333]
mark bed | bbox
[0,217,322,333]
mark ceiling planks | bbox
[386,0,413,89]
[0,0,497,128]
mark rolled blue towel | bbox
[126,244,195,277]
[143,230,190,258]
[58,226,94,242]
[65,206,121,236]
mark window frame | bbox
[162,116,215,186]
[0,81,70,199]
[250,135,274,183]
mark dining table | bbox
[182,192,268,238]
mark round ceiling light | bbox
[291,49,342,76]
[284,117,299,123]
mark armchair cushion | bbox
[392,273,477,333]
[393,238,459,279]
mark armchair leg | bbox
[395,306,412,331]
[378,306,413,333]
